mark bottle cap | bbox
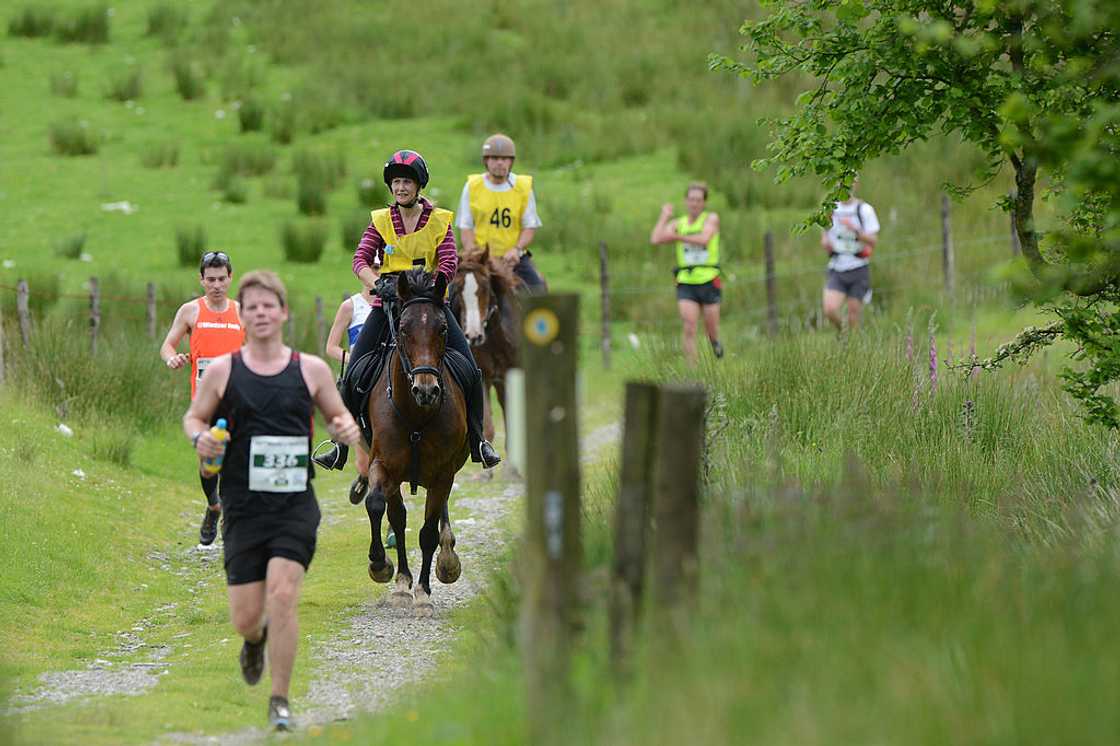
[216,418,227,429]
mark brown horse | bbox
[364,270,468,616]
[448,246,523,451]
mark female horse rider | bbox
[314,149,501,472]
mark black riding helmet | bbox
[383,150,430,189]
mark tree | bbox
[715,0,1120,426]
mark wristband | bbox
[191,431,203,448]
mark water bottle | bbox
[201,418,230,475]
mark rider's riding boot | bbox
[467,369,501,469]
[313,442,348,471]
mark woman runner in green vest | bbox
[649,182,725,364]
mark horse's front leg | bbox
[365,461,395,584]
[436,500,460,585]
[386,486,413,608]
[413,479,452,617]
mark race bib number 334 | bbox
[249,435,309,493]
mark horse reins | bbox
[384,295,446,495]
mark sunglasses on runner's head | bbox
[199,251,232,272]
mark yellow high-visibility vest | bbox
[467,173,533,252]
[675,212,720,285]
[371,207,454,274]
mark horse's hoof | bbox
[389,590,412,608]
[368,559,394,584]
[436,550,461,584]
[413,595,434,618]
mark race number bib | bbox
[832,227,861,255]
[196,357,213,383]
[249,436,309,493]
[680,242,709,266]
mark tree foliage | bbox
[716,0,1120,427]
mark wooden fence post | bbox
[519,293,581,745]
[0,296,6,385]
[146,282,157,339]
[764,231,778,336]
[315,295,325,354]
[651,384,706,617]
[941,194,955,300]
[89,277,101,355]
[609,381,659,676]
[16,279,31,349]
[599,240,611,370]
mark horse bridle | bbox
[450,272,499,342]
[385,296,446,404]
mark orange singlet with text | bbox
[189,298,244,400]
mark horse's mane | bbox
[459,248,524,303]
[401,268,443,302]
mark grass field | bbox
[2,1,1111,744]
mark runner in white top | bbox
[324,288,376,506]
[821,176,880,331]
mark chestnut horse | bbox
[448,246,523,452]
[364,269,468,616]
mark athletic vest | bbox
[215,351,314,514]
[371,207,454,274]
[347,292,372,346]
[189,298,244,400]
[467,173,533,252]
[675,212,720,285]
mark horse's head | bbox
[451,246,496,347]
[395,269,448,409]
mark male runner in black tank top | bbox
[184,270,360,732]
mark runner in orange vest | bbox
[160,252,245,545]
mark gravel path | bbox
[157,420,620,744]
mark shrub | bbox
[356,177,387,209]
[105,66,142,102]
[218,54,266,100]
[216,140,276,178]
[175,224,207,267]
[292,149,346,190]
[222,177,248,204]
[280,220,327,263]
[262,173,294,200]
[53,233,87,260]
[8,6,55,38]
[169,53,205,100]
[237,97,264,133]
[91,429,135,467]
[49,70,78,97]
[54,6,109,44]
[296,178,326,216]
[341,211,370,252]
[140,141,179,169]
[269,100,296,144]
[49,120,98,156]
[146,3,186,42]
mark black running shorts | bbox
[825,265,871,302]
[676,278,722,305]
[222,492,321,585]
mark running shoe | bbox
[268,695,292,731]
[386,528,397,550]
[711,340,725,359]
[239,625,267,685]
[199,507,221,546]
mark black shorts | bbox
[676,278,722,305]
[222,492,321,585]
[826,266,871,302]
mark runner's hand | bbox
[840,216,859,232]
[328,414,361,446]
[660,203,674,220]
[503,247,521,262]
[166,353,189,370]
[195,431,225,459]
